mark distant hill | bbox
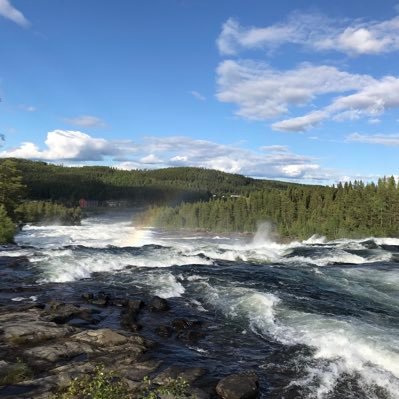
[2,158,299,206]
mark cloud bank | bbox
[0,130,341,182]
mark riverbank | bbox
[0,285,259,399]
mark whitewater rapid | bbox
[2,213,398,399]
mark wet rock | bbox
[43,302,95,324]
[216,372,259,399]
[153,365,207,385]
[155,325,173,338]
[24,340,95,363]
[0,310,76,346]
[81,292,94,301]
[149,296,169,312]
[172,318,202,331]
[177,330,205,343]
[121,299,144,331]
[72,329,128,347]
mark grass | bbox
[0,358,33,385]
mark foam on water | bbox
[149,272,185,298]
[196,282,399,398]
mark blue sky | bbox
[1,0,399,183]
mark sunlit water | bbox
[1,211,398,399]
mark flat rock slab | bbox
[216,372,259,399]
[0,310,76,345]
[24,340,95,362]
[72,328,128,347]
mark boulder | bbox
[216,373,259,399]
[149,296,169,312]
[155,325,173,338]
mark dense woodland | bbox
[140,177,399,239]
[7,158,292,205]
[0,160,82,243]
[1,158,399,242]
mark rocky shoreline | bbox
[0,290,260,399]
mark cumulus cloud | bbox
[275,75,399,131]
[347,133,399,146]
[0,0,30,27]
[0,130,136,161]
[216,58,399,131]
[216,60,374,123]
[0,131,346,182]
[190,91,206,101]
[117,136,338,182]
[217,13,399,56]
[65,115,106,128]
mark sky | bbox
[1,0,399,184]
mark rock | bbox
[81,292,94,301]
[0,310,76,346]
[153,366,207,385]
[155,325,173,338]
[43,302,94,324]
[216,372,259,399]
[127,299,144,311]
[149,296,169,312]
[24,341,95,363]
[72,329,128,347]
[177,330,205,343]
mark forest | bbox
[139,177,399,239]
[1,157,399,242]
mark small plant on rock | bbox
[140,376,192,399]
[54,364,131,399]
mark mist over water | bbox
[2,212,399,399]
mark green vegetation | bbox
[1,158,399,240]
[53,365,192,399]
[54,365,131,399]
[141,177,399,239]
[0,159,82,243]
[141,376,192,399]
[16,201,82,225]
[0,205,15,244]
[0,358,33,385]
[2,158,293,205]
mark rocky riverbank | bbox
[0,291,260,399]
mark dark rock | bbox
[155,325,173,338]
[127,299,144,312]
[153,365,207,385]
[149,296,169,312]
[172,318,202,331]
[81,292,94,301]
[216,372,259,399]
[177,330,205,343]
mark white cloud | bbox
[118,136,340,182]
[347,133,399,146]
[217,13,399,56]
[140,154,163,164]
[66,115,106,128]
[217,59,399,131]
[0,131,347,182]
[216,60,373,122]
[0,130,135,161]
[272,111,328,132]
[0,0,29,27]
[190,90,206,101]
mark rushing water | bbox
[1,212,398,399]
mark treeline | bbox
[4,159,293,205]
[0,160,82,243]
[16,201,82,226]
[140,177,399,239]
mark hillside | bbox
[3,159,298,206]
